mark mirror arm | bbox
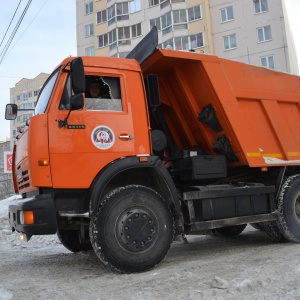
[58,109,72,128]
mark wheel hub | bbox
[116,207,157,252]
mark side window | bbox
[59,75,73,110]
[85,75,122,111]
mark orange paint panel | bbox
[142,49,300,167]
[28,114,53,187]
[47,66,151,188]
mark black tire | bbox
[255,221,286,241]
[275,175,300,242]
[57,229,93,252]
[214,224,247,237]
[90,185,174,273]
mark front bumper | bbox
[9,194,57,236]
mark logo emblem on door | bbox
[91,126,115,150]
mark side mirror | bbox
[70,57,85,94]
[70,93,84,110]
[144,74,160,108]
[5,104,18,120]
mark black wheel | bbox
[214,224,247,237]
[57,229,93,252]
[255,221,286,241]
[276,175,300,242]
[90,185,174,273]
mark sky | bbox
[0,0,76,141]
[0,0,300,142]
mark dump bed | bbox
[141,49,300,168]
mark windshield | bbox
[34,69,59,115]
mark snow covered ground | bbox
[1,195,300,300]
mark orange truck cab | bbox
[5,28,300,273]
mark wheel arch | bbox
[89,156,181,217]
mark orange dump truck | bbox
[5,28,300,272]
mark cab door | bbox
[47,71,149,189]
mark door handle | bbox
[119,134,134,140]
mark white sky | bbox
[0,0,299,141]
[0,0,76,141]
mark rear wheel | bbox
[214,224,247,237]
[57,229,92,252]
[255,221,286,241]
[276,175,300,242]
[260,175,300,242]
[90,185,174,273]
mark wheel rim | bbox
[116,207,158,253]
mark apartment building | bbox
[8,72,49,150]
[209,0,298,74]
[76,0,298,74]
[77,0,214,57]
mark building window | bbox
[190,32,204,49]
[98,34,108,48]
[162,38,174,49]
[174,36,189,50]
[188,5,201,22]
[220,6,234,23]
[260,55,274,69]
[161,33,204,50]
[118,26,131,46]
[112,52,130,58]
[255,0,268,14]
[116,3,129,20]
[108,3,129,25]
[150,17,161,31]
[85,47,95,56]
[223,34,237,50]
[108,29,117,50]
[85,24,94,37]
[85,2,93,15]
[173,9,187,30]
[97,10,107,24]
[161,11,172,35]
[160,0,170,9]
[257,25,271,43]
[107,6,116,25]
[149,0,159,7]
[132,23,142,38]
[129,0,141,13]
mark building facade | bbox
[0,141,13,199]
[76,0,298,75]
[9,73,49,150]
[77,0,214,58]
[209,0,299,74]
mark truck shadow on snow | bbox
[5,226,291,278]
[27,227,288,274]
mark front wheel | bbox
[90,185,174,273]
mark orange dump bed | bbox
[141,49,300,168]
